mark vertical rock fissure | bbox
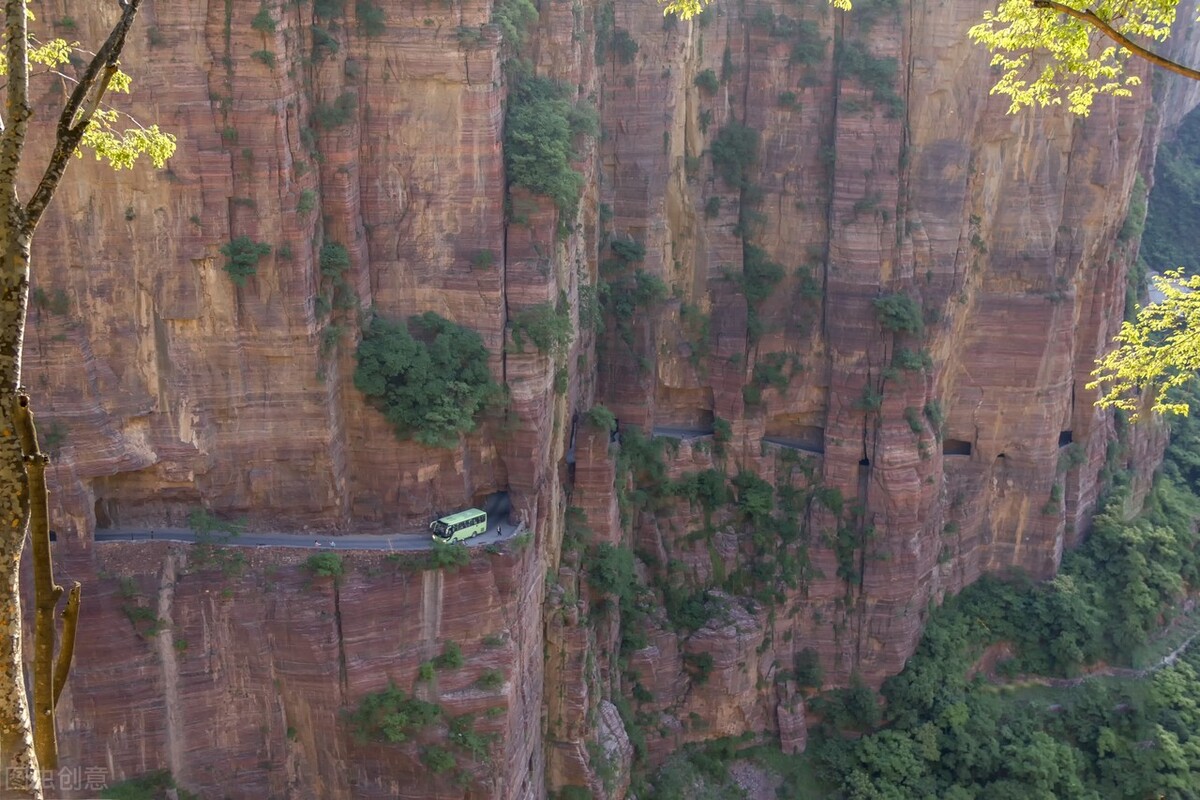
[821,16,847,340]
[897,7,915,265]
[332,582,347,697]
[501,211,509,387]
[156,553,184,781]
[739,15,752,115]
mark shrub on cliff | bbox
[251,3,276,33]
[612,29,639,64]
[793,648,824,689]
[354,313,499,448]
[421,745,457,774]
[434,642,465,670]
[588,543,636,604]
[303,552,344,581]
[313,92,357,129]
[493,0,538,50]
[586,404,616,433]
[510,300,572,355]
[694,68,719,95]
[101,770,194,800]
[709,122,759,190]
[355,0,386,36]
[504,69,591,227]
[733,470,774,525]
[872,293,923,335]
[348,682,441,743]
[220,236,272,287]
[314,0,345,20]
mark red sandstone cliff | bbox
[18,0,1193,796]
[52,541,544,799]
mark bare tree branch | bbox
[16,395,62,771]
[53,582,81,706]
[1032,0,1200,81]
[23,0,142,231]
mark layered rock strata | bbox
[18,0,1194,797]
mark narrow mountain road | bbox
[651,426,714,440]
[1041,630,1200,688]
[94,513,522,552]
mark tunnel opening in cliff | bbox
[90,470,201,530]
[654,386,715,432]
[763,424,826,454]
[943,439,973,456]
[479,491,512,521]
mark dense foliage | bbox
[968,0,1176,115]
[1142,106,1200,276]
[709,122,759,190]
[347,682,441,743]
[492,0,538,50]
[510,300,572,355]
[632,387,1200,799]
[355,0,386,36]
[664,0,1194,116]
[808,396,1200,797]
[220,236,271,286]
[819,643,1200,799]
[303,552,344,580]
[872,293,923,335]
[354,313,499,448]
[1091,270,1200,418]
[504,66,595,226]
[100,770,199,800]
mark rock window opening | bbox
[943,439,972,456]
[1058,430,1073,447]
[761,425,825,454]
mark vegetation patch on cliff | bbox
[510,298,573,355]
[348,682,441,743]
[798,392,1200,797]
[220,236,271,287]
[354,313,499,448]
[1142,106,1200,275]
[100,769,199,800]
[504,64,597,230]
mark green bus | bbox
[430,508,488,543]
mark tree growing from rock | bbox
[1090,271,1200,418]
[0,2,174,796]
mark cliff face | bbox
[54,542,544,799]
[22,0,1188,796]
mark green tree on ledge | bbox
[354,313,500,448]
[0,2,176,797]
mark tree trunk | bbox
[0,2,147,794]
[21,396,68,772]
[0,220,39,798]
